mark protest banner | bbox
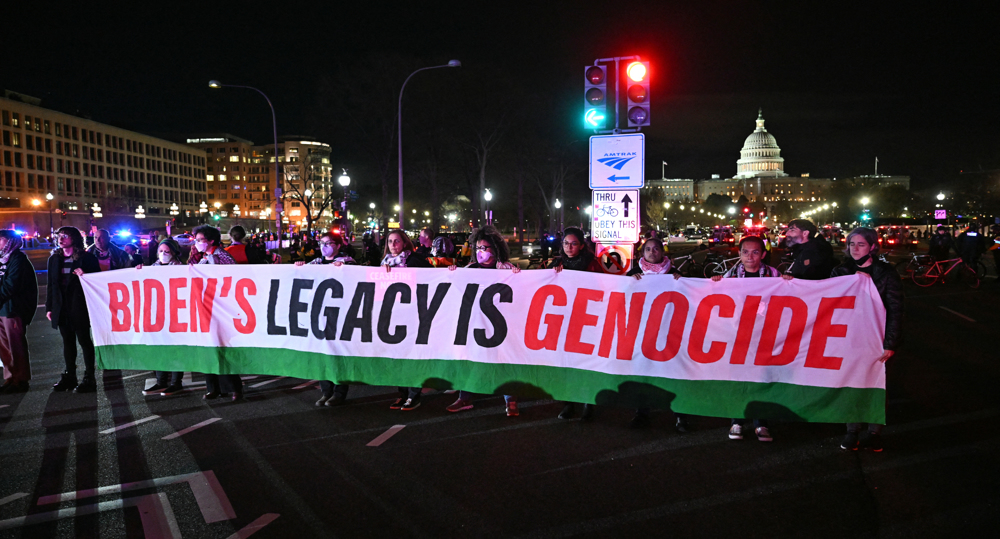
[82,266,887,423]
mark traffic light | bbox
[213,214,220,221]
[860,210,871,222]
[742,206,750,215]
[625,61,650,127]
[583,65,607,129]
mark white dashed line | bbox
[0,493,27,506]
[225,513,280,538]
[367,425,406,447]
[939,306,976,322]
[249,377,286,388]
[162,418,222,440]
[292,380,318,390]
[99,415,161,434]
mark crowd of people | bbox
[0,218,904,453]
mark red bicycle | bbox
[911,257,980,288]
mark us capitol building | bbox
[647,109,910,216]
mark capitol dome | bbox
[736,109,787,179]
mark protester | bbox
[88,229,133,271]
[0,230,38,393]
[123,243,145,266]
[625,237,687,429]
[551,227,602,420]
[295,231,355,406]
[711,235,782,442]
[956,224,985,267]
[382,229,430,410]
[46,227,101,393]
[445,225,521,416]
[832,227,903,452]
[415,227,434,258]
[427,235,456,267]
[190,225,244,402]
[783,219,836,279]
[136,238,188,396]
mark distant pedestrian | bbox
[0,230,38,394]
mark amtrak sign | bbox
[589,134,645,189]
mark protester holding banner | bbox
[135,238,188,396]
[552,227,602,420]
[784,219,836,280]
[626,237,688,430]
[712,235,779,442]
[189,225,244,402]
[0,230,38,394]
[427,236,456,267]
[446,226,522,416]
[47,227,102,393]
[295,231,355,406]
[832,227,903,452]
[382,230,430,410]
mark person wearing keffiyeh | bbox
[0,230,38,393]
[381,230,430,411]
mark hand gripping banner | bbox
[83,266,887,423]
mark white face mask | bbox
[194,241,209,253]
[320,244,336,258]
[476,250,494,265]
[158,252,172,264]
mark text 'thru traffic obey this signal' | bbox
[583,66,607,129]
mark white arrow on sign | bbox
[591,189,640,244]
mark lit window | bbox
[230,155,239,162]
[207,175,214,181]
[218,175,226,181]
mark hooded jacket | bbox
[831,258,903,351]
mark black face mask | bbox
[853,253,872,266]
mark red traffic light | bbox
[626,62,647,82]
[586,66,606,85]
[742,207,750,213]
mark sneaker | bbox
[446,398,473,413]
[52,374,78,392]
[315,394,332,406]
[325,394,347,407]
[755,426,773,442]
[557,403,575,419]
[159,384,184,396]
[840,431,859,451]
[506,401,519,417]
[74,376,97,393]
[142,383,167,396]
[729,424,743,440]
[389,397,406,410]
[860,432,883,452]
[401,397,421,411]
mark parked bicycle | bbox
[703,256,740,278]
[895,251,934,279]
[912,257,980,288]
[670,254,703,277]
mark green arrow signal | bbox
[585,109,605,128]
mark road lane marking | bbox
[940,306,976,322]
[0,493,180,535]
[249,377,286,388]
[120,371,153,380]
[226,513,280,539]
[99,415,161,434]
[0,493,27,505]
[367,425,406,447]
[0,405,9,409]
[292,380,318,389]
[162,418,222,440]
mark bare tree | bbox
[283,154,338,234]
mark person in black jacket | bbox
[46,227,102,393]
[831,227,903,452]
[784,219,836,280]
[928,225,954,261]
[0,230,38,393]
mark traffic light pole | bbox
[593,55,640,135]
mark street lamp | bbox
[398,59,461,226]
[199,201,208,213]
[45,192,54,234]
[209,80,282,247]
[937,192,945,201]
[484,188,493,225]
[135,205,146,219]
[233,204,241,217]
[338,169,351,219]
[554,198,562,209]
[169,203,179,216]
[91,203,102,218]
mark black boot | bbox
[557,402,575,419]
[74,373,97,393]
[580,404,595,421]
[52,372,78,392]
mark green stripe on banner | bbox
[97,344,884,424]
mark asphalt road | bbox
[0,246,996,538]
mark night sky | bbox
[4,1,999,191]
